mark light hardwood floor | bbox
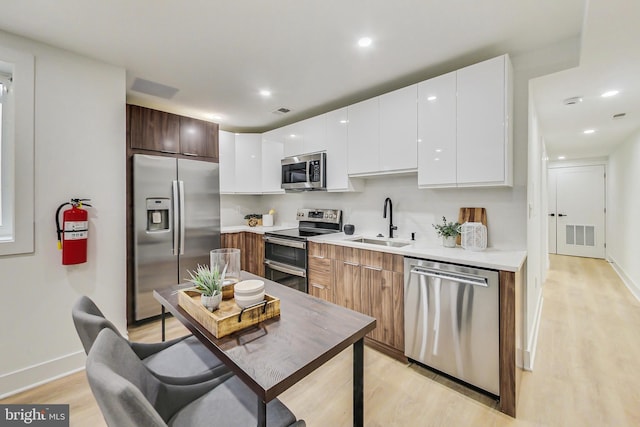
[2,255,639,426]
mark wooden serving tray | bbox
[177,289,280,338]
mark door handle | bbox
[558,214,567,217]
[548,213,555,217]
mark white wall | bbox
[525,37,582,370]
[607,129,640,299]
[0,32,126,397]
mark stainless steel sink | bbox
[347,237,410,248]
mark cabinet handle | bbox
[343,261,360,266]
[182,152,198,156]
[311,283,326,290]
[311,255,325,259]
[363,265,382,271]
[161,150,178,154]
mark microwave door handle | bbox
[306,161,310,185]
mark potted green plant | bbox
[186,264,224,311]
[432,216,461,248]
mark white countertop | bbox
[221,224,297,234]
[221,226,526,272]
[309,232,527,272]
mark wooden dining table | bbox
[154,271,376,427]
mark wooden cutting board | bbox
[457,207,487,245]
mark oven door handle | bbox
[263,235,307,249]
[264,260,307,278]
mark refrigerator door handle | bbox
[172,180,180,255]
[179,180,186,255]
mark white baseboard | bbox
[0,351,86,399]
[608,257,640,302]
[523,295,544,372]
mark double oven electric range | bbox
[263,208,342,293]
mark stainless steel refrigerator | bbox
[133,154,220,321]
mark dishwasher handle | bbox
[410,266,488,287]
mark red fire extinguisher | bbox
[56,198,92,265]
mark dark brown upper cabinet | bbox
[129,105,180,154]
[179,116,219,159]
[128,105,219,161]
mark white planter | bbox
[201,293,222,311]
[442,235,457,248]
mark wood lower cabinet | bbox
[308,242,334,303]
[243,232,264,277]
[313,243,404,356]
[221,232,264,277]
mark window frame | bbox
[0,46,34,255]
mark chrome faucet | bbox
[383,197,398,238]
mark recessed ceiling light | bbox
[557,156,566,160]
[259,89,271,97]
[357,37,372,47]
[435,149,442,153]
[601,90,619,98]
[583,129,596,134]
[289,134,296,138]
[427,96,437,101]
[339,120,348,124]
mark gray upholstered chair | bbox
[87,328,305,427]
[72,295,228,385]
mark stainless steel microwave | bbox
[281,152,326,191]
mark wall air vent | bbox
[273,107,292,115]
[612,112,626,120]
[563,96,583,106]
[131,78,179,99]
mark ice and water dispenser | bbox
[146,198,170,232]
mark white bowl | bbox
[234,280,265,296]
[234,291,265,308]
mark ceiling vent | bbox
[130,78,179,99]
[273,107,292,115]
[563,96,583,106]
[612,112,626,120]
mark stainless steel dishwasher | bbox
[404,257,500,396]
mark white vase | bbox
[201,293,222,311]
[443,235,457,248]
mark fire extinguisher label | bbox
[64,231,88,240]
[64,221,88,231]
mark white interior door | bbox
[553,165,606,258]
[547,168,558,253]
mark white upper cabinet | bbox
[261,131,285,194]
[281,123,304,157]
[379,84,418,172]
[417,54,513,188]
[418,72,457,187]
[218,130,236,193]
[456,55,512,186]
[234,133,262,193]
[347,97,379,175]
[299,115,325,154]
[324,108,364,192]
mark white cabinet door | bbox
[300,115,325,154]
[379,84,418,172]
[261,134,284,193]
[347,97,379,175]
[281,123,304,157]
[234,133,262,193]
[418,72,457,187]
[456,55,508,185]
[218,130,236,193]
[325,108,350,191]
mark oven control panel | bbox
[296,208,342,224]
